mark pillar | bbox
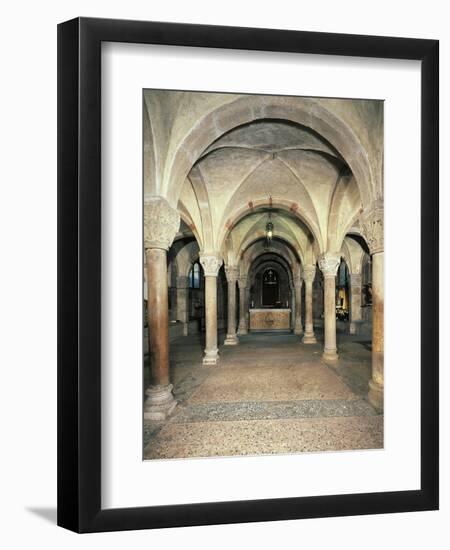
[294,274,303,336]
[349,273,362,334]
[199,254,223,365]
[363,203,384,411]
[290,284,296,330]
[368,251,384,409]
[237,276,248,335]
[319,254,340,361]
[176,275,190,336]
[302,265,317,344]
[224,266,239,345]
[143,197,180,420]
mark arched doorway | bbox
[262,268,279,306]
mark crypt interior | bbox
[142,91,384,459]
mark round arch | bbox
[240,234,302,266]
[163,96,375,210]
[218,198,323,253]
[248,255,293,309]
[249,255,294,288]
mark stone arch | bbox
[248,254,294,309]
[175,240,201,279]
[341,235,367,276]
[241,237,301,273]
[218,198,322,254]
[143,104,157,196]
[164,96,375,210]
[185,168,215,250]
[238,232,303,263]
[249,253,294,286]
[327,172,363,252]
[340,239,354,274]
[241,236,299,274]
[177,201,203,250]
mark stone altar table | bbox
[249,308,291,332]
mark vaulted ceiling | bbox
[143,90,383,273]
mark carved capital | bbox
[238,276,248,290]
[200,254,223,277]
[303,265,316,284]
[362,202,384,254]
[318,254,340,278]
[225,265,239,283]
[144,196,180,250]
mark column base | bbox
[144,384,177,421]
[203,348,219,366]
[368,379,384,411]
[237,325,248,335]
[349,322,356,334]
[224,334,239,345]
[294,326,304,336]
[182,322,189,336]
[322,349,339,361]
[302,332,317,344]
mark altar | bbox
[249,308,291,332]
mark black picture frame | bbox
[57,17,439,533]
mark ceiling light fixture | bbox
[265,195,274,247]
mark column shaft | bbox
[294,279,303,335]
[237,278,248,335]
[319,255,340,361]
[323,274,338,360]
[224,271,239,345]
[362,201,384,410]
[290,286,296,330]
[147,249,169,385]
[176,275,189,336]
[200,254,222,366]
[204,275,219,363]
[368,251,384,409]
[144,248,176,419]
[349,273,362,334]
[302,266,317,344]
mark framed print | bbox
[57,17,439,532]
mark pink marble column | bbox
[363,203,384,411]
[200,254,223,366]
[349,273,362,334]
[294,275,303,336]
[237,276,248,335]
[302,265,317,344]
[368,251,384,410]
[176,275,190,336]
[319,254,340,361]
[224,266,239,345]
[143,197,180,420]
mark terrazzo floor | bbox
[143,328,383,460]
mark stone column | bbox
[319,254,340,361]
[369,251,384,409]
[363,203,384,410]
[143,197,180,420]
[237,275,248,335]
[200,254,223,365]
[349,273,362,334]
[224,266,239,345]
[176,275,190,336]
[302,265,317,344]
[290,284,296,330]
[294,275,303,336]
